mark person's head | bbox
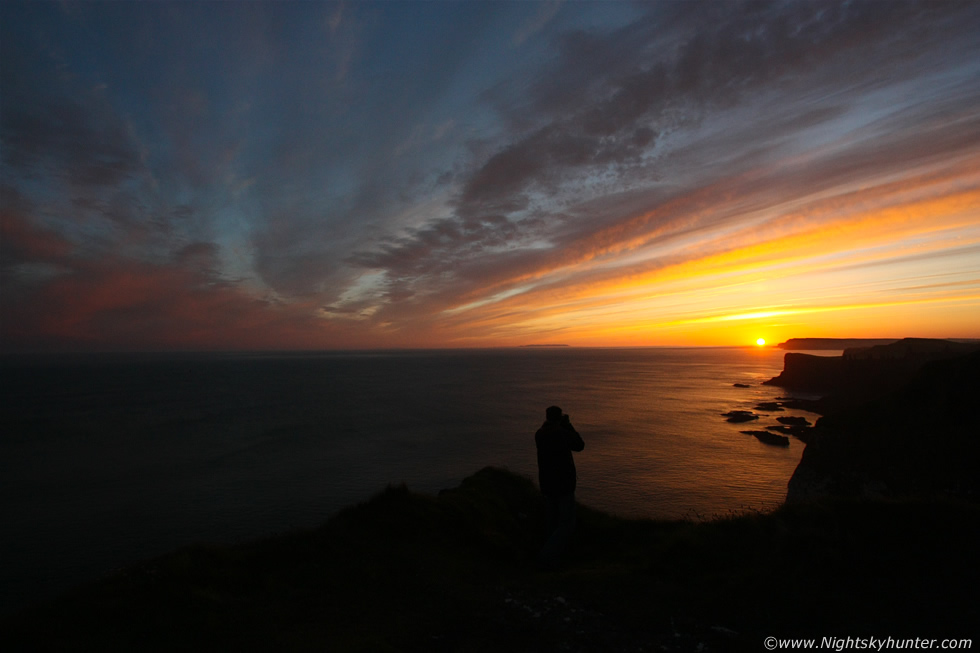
[546,405,563,422]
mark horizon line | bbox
[4,336,979,358]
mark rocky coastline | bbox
[765,337,980,412]
[762,339,980,503]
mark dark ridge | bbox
[777,338,900,350]
[3,467,977,650]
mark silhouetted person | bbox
[535,405,584,569]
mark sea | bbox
[0,346,829,615]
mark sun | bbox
[756,338,766,346]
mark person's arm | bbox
[562,416,585,451]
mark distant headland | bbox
[777,337,979,350]
[777,337,900,350]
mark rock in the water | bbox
[777,416,811,426]
[754,402,783,412]
[767,424,812,443]
[723,410,758,423]
[741,430,791,447]
[733,383,751,388]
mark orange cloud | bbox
[429,161,980,346]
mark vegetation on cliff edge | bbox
[4,467,977,652]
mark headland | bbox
[763,339,980,504]
[777,337,901,350]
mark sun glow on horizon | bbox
[756,338,766,346]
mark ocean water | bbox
[0,347,822,614]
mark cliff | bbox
[786,350,980,503]
[762,352,843,393]
[764,338,980,409]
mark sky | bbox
[2,0,979,352]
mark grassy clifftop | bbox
[4,467,978,651]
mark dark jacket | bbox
[535,419,585,497]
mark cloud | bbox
[0,217,372,352]
[349,1,980,307]
[0,192,372,351]
[3,1,979,349]
[512,0,563,46]
[1,88,144,191]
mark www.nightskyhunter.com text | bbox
[764,636,972,651]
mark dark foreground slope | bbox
[4,467,978,652]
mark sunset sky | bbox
[2,1,979,351]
